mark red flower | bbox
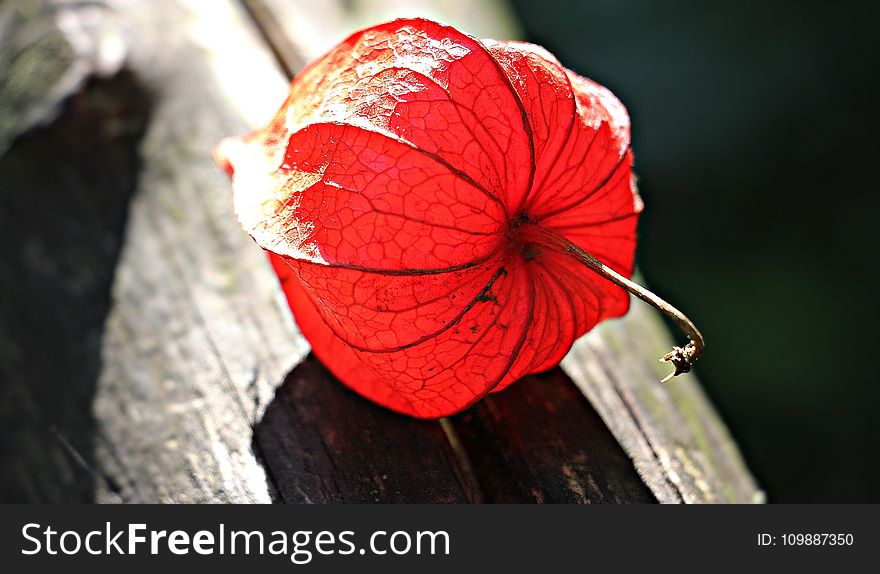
[216,18,645,418]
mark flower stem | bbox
[523,224,704,383]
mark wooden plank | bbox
[244,0,521,65]
[0,0,302,503]
[563,298,764,503]
[0,0,125,156]
[253,355,482,503]
[450,369,655,503]
[84,0,303,503]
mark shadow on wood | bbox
[252,355,655,503]
[450,369,656,503]
[251,354,482,503]
[0,71,152,502]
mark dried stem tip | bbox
[521,224,705,383]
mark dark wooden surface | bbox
[254,355,484,503]
[452,369,655,503]
[0,0,759,503]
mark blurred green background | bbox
[508,0,879,501]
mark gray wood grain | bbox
[0,0,125,156]
[253,355,483,503]
[64,0,306,502]
[450,369,655,503]
[563,298,763,503]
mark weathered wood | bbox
[0,0,124,156]
[246,0,522,65]
[564,299,764,502]
[450,369,655,503]
[0,0,760,504]
[2,0,303,503]
[253,355,482,503]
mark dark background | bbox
[508,0,879,502]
